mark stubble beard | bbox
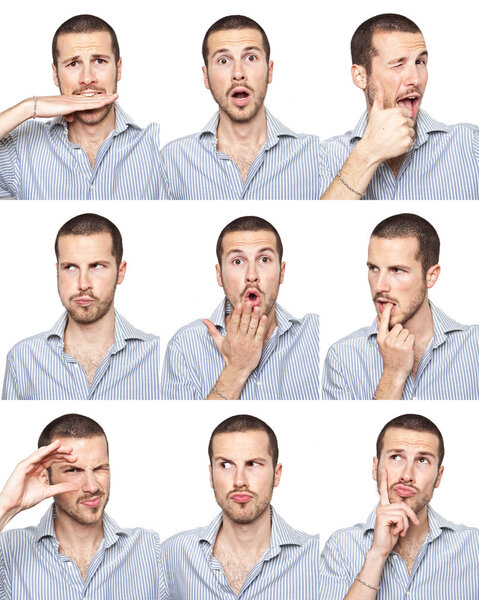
[59,71,117,126]
[225,276,280,320]
[215,482,274,525]
[374,279,428,330]
[208,73,269,124]
[54,490,109,526]
[61,286,116,325]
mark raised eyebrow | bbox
[211,48,233,59]
[243,46,263,55]
[366,261,377,268]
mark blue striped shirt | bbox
[159,110,324,199]
[320,110,479,199]
[318,506,479,599]
[0,506,167,600]
[2,311,161,400]
[0,104,162,199]
[322,302,479,400]
[161,507,321,599]
[161,300,320,399]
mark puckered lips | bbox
[393,484,417,498]
[376,297,397,315]
[73,295,94,307]
[230,492,253,504]
[244,288,261,308]
[230,86,252,107]
[397,92,421,117]
[79,495,102,507]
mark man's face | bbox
[57,232,126,325]
[53,31,122,125]
[203,28,273,123]
[216,230,285,317]
[364,31,428,122]
[373,427,443,516]
[367,236,430,328]
[50,435,110,526]
[209,430,282,525]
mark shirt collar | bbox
[350,109,449,146]
[198,506,305,551]
[209,298,298,335]
[364,505,458,541]
[46,310,150,351]
[200,109,299,151]
[46,103,139,136]
[35,505,129,548]
[366,301,464,345]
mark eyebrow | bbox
[61,53,110,65]
[387,449,436,458]
[211,45,263,59]
[387,50,428,65]
[59,259,112,266]
[366,261,409,270]
[226,246,276,257]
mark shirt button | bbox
[256,380,261,386]
[90,184,94,190]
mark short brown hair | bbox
[38,413,108,453]
[216,216,283,265]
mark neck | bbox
[402,298,434,347]
[54,506,104,553]
[217,506,272,556]
[64,307,116,349]
[67,107,116,149]
[217,105,268,150]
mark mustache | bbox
[77,492,105,503]
[227,83,254,95]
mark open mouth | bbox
[76,89,104,97]
[377,299,397,314]
[230,87,251,107]
[397,94,420,117]
[245,289,261,307]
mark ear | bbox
[273,462,282,487]
[279,261,286,285]
[372,456,379,482]
[434,465,444,489]
[426,264,440,289]
[351,64,367,91]
[202,65,210,90]
[116,57,123,82]
[117,261,127,285]
[215,264,223,288]
[52,63,60,88]
[267,60,274,84]
[209,465,214,489]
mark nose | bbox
[403,63,419,88]
[80,62,97,87]
[232,59,246,82]
[82,469,99,494]
[246,264,259,284]
[77,268,92,292]
[234,465,248,489]
[399,460,415,485]
[375,270,391,295]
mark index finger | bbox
[377,302,392,337]
[379,467,390,506]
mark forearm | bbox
[206,366,250,400]
[0,501,20,532]
[374,369,408,400]
[344,549,387,599]
[321,140,381,200]
[0,99,35,140]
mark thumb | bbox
[202,319,222,348]
[372,80,385,111]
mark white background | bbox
[0,0,478,556]
[1,400,478,547]
[1,0,477,143]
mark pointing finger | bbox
[379,468,390,506]
[378,302,392,339]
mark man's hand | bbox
[361,81,415,164]
[0,440,79,529]
[26,93,119,122]
[375,302,414,400]
[203,302,268,399]
[371,468,419,558]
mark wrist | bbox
[355,136,385,169]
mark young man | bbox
[323,213,479,399]
[2,214,161,399]
[161,414,321,598]
[0,414,167,599]
[319,414,479,598]
[161,216,319,399]
[159,15,323,199]
[0,14,161,199]
[320,14,479,199]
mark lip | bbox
[244,288,261,307]
[77,89,104,97]
[80,496,101,507]
[376,298,397,314]
[397,92,421,117]
[230,86,251,107]
[393,485,417,498]
[230,493,253,503]
[74,297,93,306]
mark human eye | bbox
[218,57,229,65]
[220,461,233,469]
[95,58,106,64]
[245,54,258,62]
[92,263,105,270]
[259,256,271,263]
[391,267,404,274]
[67,61,78,68]
[368,264,378,272]
[417,456,430,464]
[64,264,76,271]
[232,258,243,266]
[390,454,402,462]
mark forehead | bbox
[371,30,426,63]
[56,30,114,59]
[368,236,420,266]
[221,230,278,258]
[211,430,272,460]
[380,427,440,458]
[54,435,109,466]
[57,232,115,261]
[207,28,266,58]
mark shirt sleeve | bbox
[1,353,19,400]
[322,345,353,400]
[0,537,10,600]
[161,338,202,400]
[0,131,19,198]
[318,534,356,599]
